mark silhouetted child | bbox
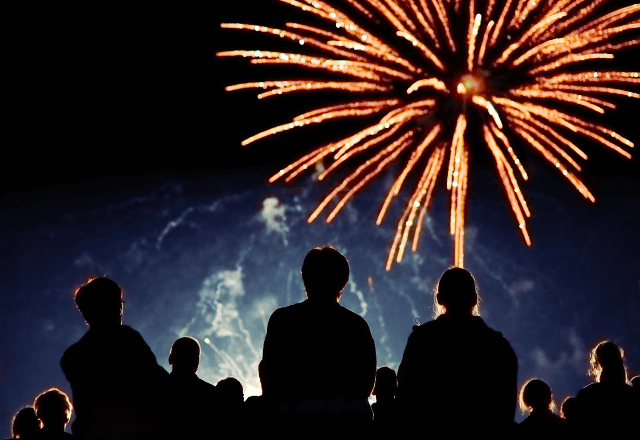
[163,337,218,439]
[560,396,579,440]
[33,388,73,439]
[60,278,168,439]
[574,341,637,437]
[10,407,40,440]
[631,375,640,392]
[560,397,577,421]
[371,366,397,425]
[517,379,567,440]
[259,247,376,427]
[216,377,244,425]
[396,267,518,438]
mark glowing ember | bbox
[220,0,638,269]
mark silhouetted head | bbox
[74,277,123,328]
[373,366,397,402]
[434,267,479,317]
[631,375,640,390]
[169,336,201,374]
[12,407,40,439]
[217,377,244,406]
[519,379,554,414]
[589,341,627,384]
[33,388,72,430]
[301,246,349,301]
[560,396,578,421]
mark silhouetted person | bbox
[60,278,168,439]
[371,367,397,428]
[162,337,218,440]
[560,396,579,440]
[517,379,567,440]
[33,388,73,439]
[215,377,244,425]
[631,375,640,392]
[396,267,518,438]
[10,407,40,440]
[259,247,376,426]
[574,341,637,437]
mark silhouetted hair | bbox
[519,379,554,414]
[434,267,480,317]
[217,377,244,405]
[589,341,627,384]
[560,396,577,420]
[12,407,41,439]
[301,246,349,300]
[373,366,397,398]
[33,388,73,428]
[74,277,123,325]
[169,336,201,372]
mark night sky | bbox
[2,1,639,435]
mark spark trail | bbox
[220,0,639,269]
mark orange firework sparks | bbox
[220,0,638,269]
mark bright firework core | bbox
[457,74,485,96]
[220,0,638,269]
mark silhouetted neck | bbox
[171,368,198,377]
[304,298,340,306]
[88,322,122,333]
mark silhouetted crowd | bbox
[8,247,639,439]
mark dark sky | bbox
[2,0,639,435]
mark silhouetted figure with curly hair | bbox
[396,267,518,438]
[60,278,168,440]
[33,388,73,439]
[162,337,218,440]
[259,247,376,429]
[517,379,567,440]
[574,341,637,437]
[9,407,40,440]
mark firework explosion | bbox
[219,0,639,269]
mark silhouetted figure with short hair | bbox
[259,247,376,427]
[216,377,245,425]
[33,388,73,439]
[396,267,518,438]
[560,397,578,422]
[560,396,579,439]
[371,366,397,430]
[631,375,640,393]
[574,341,637,437]
[60,278,168,440]
[517,379,567,440]
[10,407,40,440]
[162,336,218,440]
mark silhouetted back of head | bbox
[590,341,626,384]
[12,407,40,439]
[74,277,123,327]
[561,396,578,420]
[216,377,244,406]
[435,267,479,316]
[519,379,553,413]
[301,246,349,301]
[33,388,72,430]
[169,336,201,373]
[373,366,397,400]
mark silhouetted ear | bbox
[435,293,444,305]
[168,353,174,366]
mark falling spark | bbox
[221,0,638,268]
